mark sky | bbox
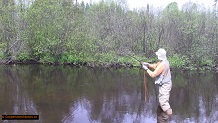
[78,0,216,10]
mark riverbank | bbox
[1,59,134,68]
[1,58,217,72]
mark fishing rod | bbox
[128,54,149,68]
[128,54,141,63]
[128,54,158,102]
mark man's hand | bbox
[142,64,148,70]
[141,62,149,66]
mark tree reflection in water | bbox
[0,66,40,123]
[0,65,217,123]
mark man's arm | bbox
[147,63,164,78]
[148,61,161,70]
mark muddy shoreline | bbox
[1,59,217,71]
[1,60,134,68]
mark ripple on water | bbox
[62,97,93,123]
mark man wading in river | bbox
[141,48,173,118]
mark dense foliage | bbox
[0,0,217,69]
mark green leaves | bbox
[17,51,30,61]
[0,0,216,70]
[168,54,190,69]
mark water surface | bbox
[0,65,217,123]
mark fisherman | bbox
[141,48,173,117]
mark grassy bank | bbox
[2,53,216,71]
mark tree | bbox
[0,0,19,58]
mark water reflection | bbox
[0,65,217,123]
[156,105,170,123]
[62,98,92,123]
[0,66,40,123]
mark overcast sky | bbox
[78,0,215,10]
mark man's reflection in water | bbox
[156,105,171,123]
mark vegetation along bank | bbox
[0,0,217,71]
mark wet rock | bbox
[86,62,96,68]
[0,60,7,64]
[125,63,133,68]
[102,63,111,68]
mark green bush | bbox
[200,59,214,67]
[17,51,31,61]
[93,52,116,63]
[60,52,83,64]
[0,51,6,59]
[168,54,190,69]
[40,54,55,63]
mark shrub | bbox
[168,54,190,69]
[17,51,31,61]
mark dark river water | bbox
[0,65,217,123]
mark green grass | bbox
[1,51,216,71]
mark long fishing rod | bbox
[128,54,141,63]
[144,70,149,102]
[128,54,158,102]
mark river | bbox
[0,65,217,123]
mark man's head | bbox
[155,48,167,61]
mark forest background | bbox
[0,0,218,70]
